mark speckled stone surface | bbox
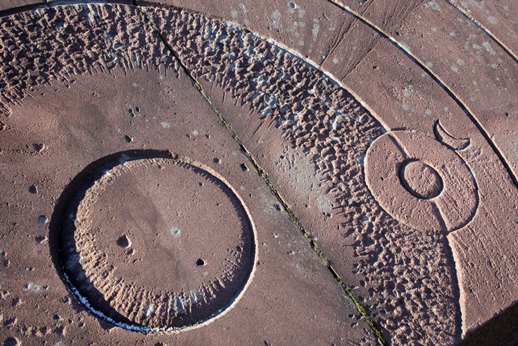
[1,1,517,345]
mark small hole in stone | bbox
[33,143,45,153]
[170,227,182,238]
[38,215,48,225]
[116,235,131,248]
[196,258,206,266]
[28,185,38,194]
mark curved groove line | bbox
[0,2,259,334]
[52,150,259,333]
[58,152,258,332]
[326,2,499,340]
[391,129,480,234]
[368,136,468,339]
[136,3,388,345]
[135,1,391,133]
[327,0,518,189]
[448,157,480,234]
[0,2,388,341]
[432,201,463,340]
[444,0,518,65]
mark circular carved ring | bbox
[365,131,478,232]
[56,150,257,332]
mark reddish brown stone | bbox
[1,1,517,345]
[0,3,375,345]
[139,0,517,343]
[0,0,42,12]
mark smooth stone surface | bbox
[400,160,443,199]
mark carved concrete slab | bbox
[0,3,375,345]
[140,0,517,344]
[1,1,517,345]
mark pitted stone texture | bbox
[145,7,460,344]
[0,0,43,12]
[0,4,180,116]
[61,153,256,330]
[0,3,376,345]
[141,1,518,342]
[1,1,517,344]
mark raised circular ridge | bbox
[365,131,478,232]
[0,3,473,343]
[399,159,444,200]
[55,150,257,332]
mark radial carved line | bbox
[137,4,389,344]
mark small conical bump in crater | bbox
[170,227,182,238]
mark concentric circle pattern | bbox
[0,3,459,343]
[59,151,256,331]
[365,131,478,232]
[1,1,516,345]
[400,160,444,200]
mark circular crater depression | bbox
[55,150,256,331]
